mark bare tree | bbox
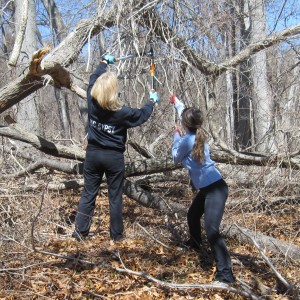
[249,0,275,153]
[11,0,40,134]
[40,0,73,139]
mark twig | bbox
[0,261,51,273]
[136,222,171,249]
[30,246,259,299]
[234,223,294,292]
[30,185,48,252]
[112,260,260,300]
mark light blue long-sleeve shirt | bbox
[172,101,222,189]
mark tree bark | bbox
[8,0,29,66]
[249,0,275,153]
[12,0,40,135]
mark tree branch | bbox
[8,0,29,66]
[235,224,299,298]
[141,11,300,76]
[223,24,300,70]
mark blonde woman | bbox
[171,96,235,284]
[73,55,159,242]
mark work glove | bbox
[170,94,184,110]
[149,91,159,103]
[170,94,177,105]
[102,54,115,64]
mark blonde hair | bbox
[91,71,122,111]
[181,107,206,163]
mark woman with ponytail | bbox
[171,96,235,284]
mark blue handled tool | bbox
[115,49,153,61]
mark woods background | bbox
[0,0,299,299]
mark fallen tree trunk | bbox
[1,124,299,171]
[226,195,300,211]
[0,125,85,160]
[223,224,300,261]
[0,158,80,178]
[123,179,187,217]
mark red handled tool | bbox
[170,94,176,105]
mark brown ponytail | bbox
[181,107,206,163]
[193,129,206,163]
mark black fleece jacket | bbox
[86,62,154,152]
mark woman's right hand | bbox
[103,54,115,64]
[149,91,159,103]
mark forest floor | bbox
[0,171,299,300]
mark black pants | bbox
[187,179,234,282]
[74,147,125,241]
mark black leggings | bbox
[75,147,125,240]
[187,179,234,281]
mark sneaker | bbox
[71,231,87,242]
[112,234,124,242]
[214,275,235,284]
[182,238,201,251]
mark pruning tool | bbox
[115,48,156,92]
[149,47,156,91]
[115,48,153,62]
